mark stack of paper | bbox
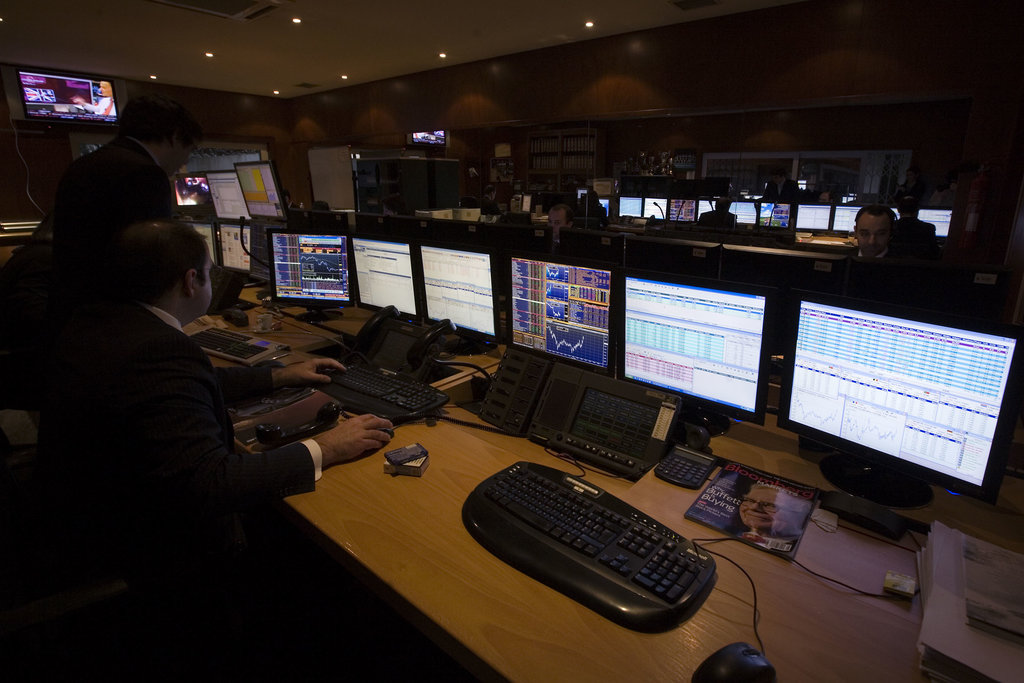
[917,522,1024,682]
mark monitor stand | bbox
[818,451,933,509]
[295,307,342,324]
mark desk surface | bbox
[276,405,1024,682]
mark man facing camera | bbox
[37,220,393,581]
[853,204,896,258]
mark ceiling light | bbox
[585,21,594,28]
[149,75,158,80]
[292,17,301,24]
[273,90,280,95]
[340,74,349,80]
[439,52,447,59]
[204,52,214,58]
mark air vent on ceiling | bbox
[294,82,319,89]
[670,0,719,11]
[148,0,289,22]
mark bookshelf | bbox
[527,128,604,192]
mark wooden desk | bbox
[275,409,1024,682]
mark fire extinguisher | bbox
[960,165,988,249]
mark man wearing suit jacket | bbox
[761,167,800,203]
[38,220,394,582]
[49,94,203,331]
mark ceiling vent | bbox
[148,0,289,22]
[670,0,720,11]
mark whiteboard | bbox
[308,146,355,210]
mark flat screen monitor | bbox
[268,230,351,321]
[173,174,213,213]
[832,205,861,233]
[619,271,774,426]
[351,236,418,317]
[758,202,791,228]
[918,208,953,238]
[244,221,272,282]
[234,161,286,220]
[618,196,643,218]
[508,254,614,373]
[793,204,833,231]
[598,198,610,213]
[207,170,251,221]
[187,222,217,262]
[407,130,446,146]
[731,201,758,225]
[668,199,697,223]
[643,198,669,220]
[418,242,499,344]
[217,223,250,273]
[777,293,1023,506]
[11,67,122,125]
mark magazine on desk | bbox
[684,461,819,559]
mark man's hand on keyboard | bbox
[271,358,346,388]
[314,413,394,467]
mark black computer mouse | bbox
[691,642,776,683]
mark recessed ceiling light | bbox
[585,21,594,28]
[204,52,214,58]
[340,74,348,80]
[292,17,301,24]
[149,75,157,80]
[272,90,280,95]
[439,52,447,59]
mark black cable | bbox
[543,448,633,480]
[692,538,765,654]
[434,414,528,436]
[431,359,494,384]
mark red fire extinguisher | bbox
[960,165,988,249]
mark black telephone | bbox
[348,309,454,381]
[404,319,455,372]
[353,305,400,354]
[254,401,342,446]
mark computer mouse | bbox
[691,642,776,683]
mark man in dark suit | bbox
[890,195,941,260]
[38,220,394,582]
[49,94,203,330]
[480,184,502,216]
[761,167,800,203]
[697,198,738,229]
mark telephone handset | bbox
[404,319,455,372]
[353,305,400,354]
[254,401,342,446]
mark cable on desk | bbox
[692,538,765,654]
[789,557,918,600]
[431,359,494,384]
[431,414,528,436]
[543,448,633,480]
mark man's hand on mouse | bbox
[314,413,394,467]
[271,358,346,388]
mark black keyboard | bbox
[190,327,288,365]
[462,461,716,632]
[323,364,449,420]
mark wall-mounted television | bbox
[1,65,127,125]
[407,131,446,146]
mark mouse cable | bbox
[788,557,916,600]
[543,449,633,481]
[691,538,765,654]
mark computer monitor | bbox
[832,205,861,233]
[216,222,250,273]
[623,236,722,280]
[351,235,419,317]
[777,292,1024,506]
[207,170,251,221]
[618,196,643,218]
[758,203,791,228]
[668,199,697,223]
[267,230,352,322]
[793,204,833,232]
[173,174,213,215]
[618,271,774,428]
[917,208,953,238]
[643,198,669,221]
[418,242,500,346]
[598,198,610,213]
[508,253,614,373]
[244,221,272,282]
[521,194,533,214]
[187,221,217,263]
[234,160,286,220]
[730,201,758,225]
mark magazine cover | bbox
[685,460,820,559]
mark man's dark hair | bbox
[896,195,920,216]
[855,204,896,228]
[770,167,788,177]
[105,220,209,304]
[484,184,496,195]
[550,203,575,223]
[118,95,203,147]
[714,198,733,211]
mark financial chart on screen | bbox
[510,257,612,370]
[270,233,350,304]
[420,245,496,337]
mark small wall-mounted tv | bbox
[1,64,127,126]
[407,131,446,146]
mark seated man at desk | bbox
[37,219,394,582]
[890,195,941,260]
[853,204,896,258]
[548,202,574,249]
[696,198,738,228]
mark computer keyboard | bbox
[462,461,717,632]
[323,363,449,420]
[189,327,289,366]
